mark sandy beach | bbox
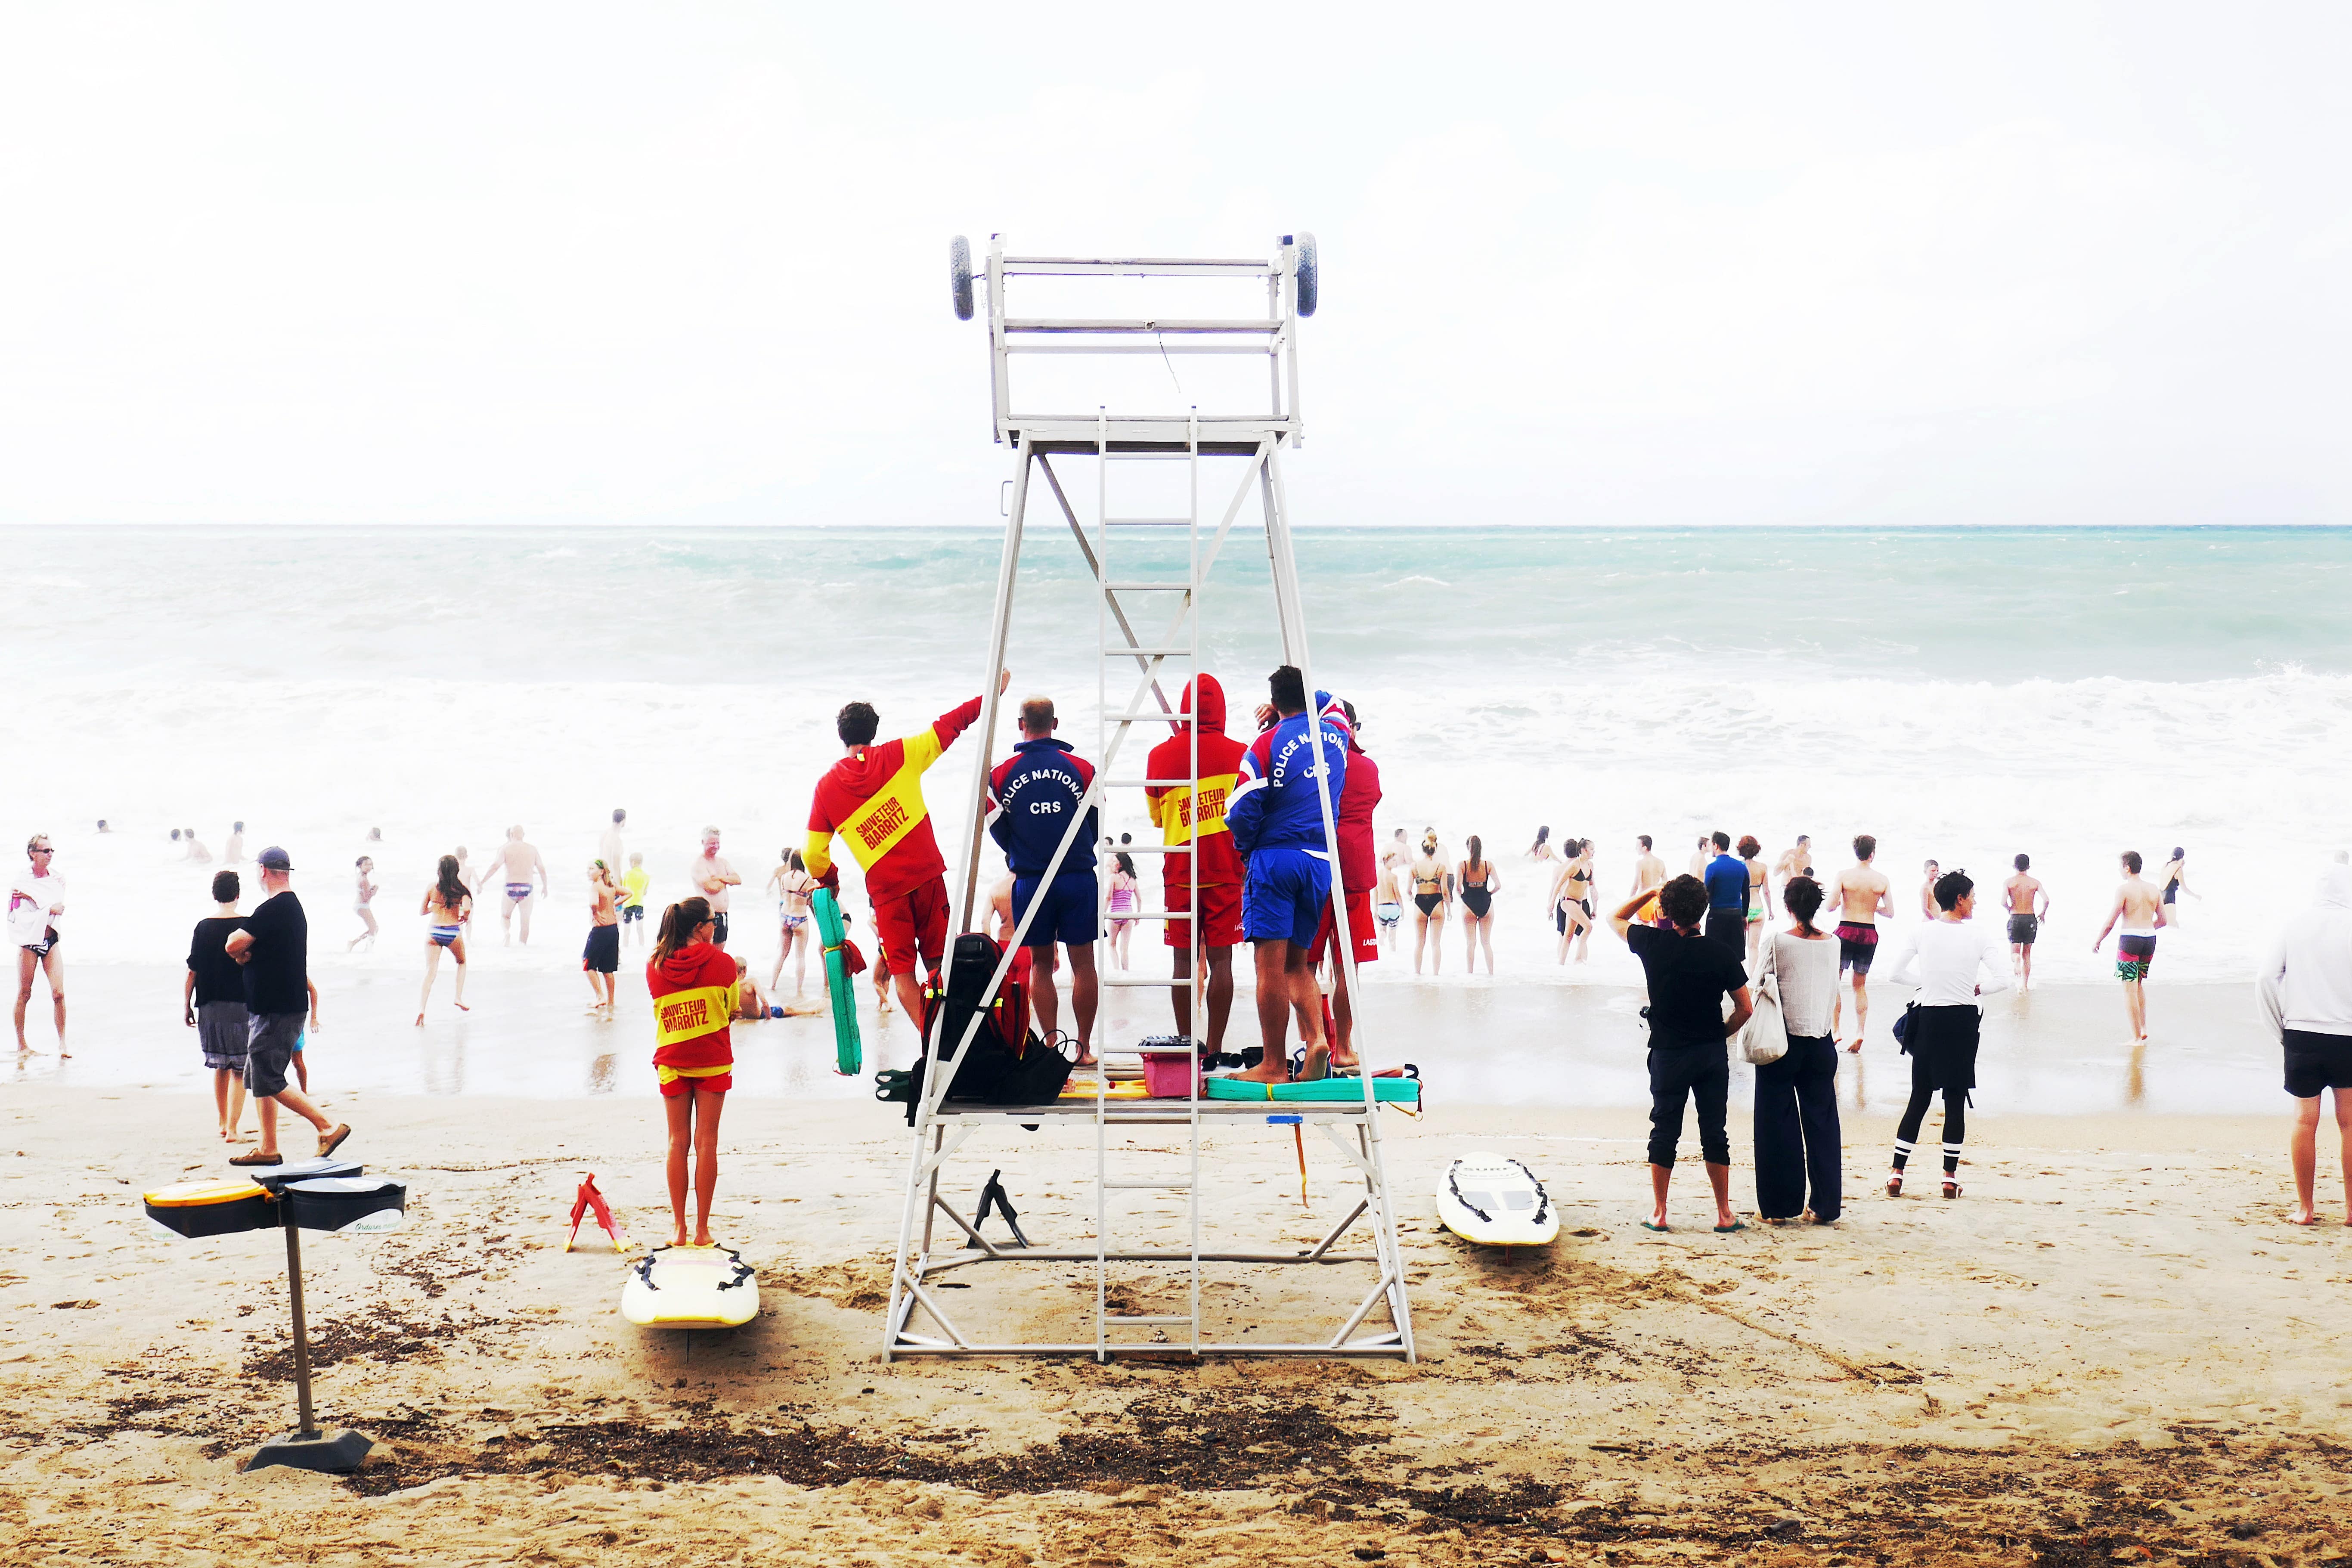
[6,1056,2349,1564]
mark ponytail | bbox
[653,896,713,965]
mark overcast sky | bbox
[3,3,2348,528]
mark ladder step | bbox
[1103,646,1194,657]
[1103,1177,1194,1190]
[1101,1314,1196,1326]
[1101,581,1194,591]
[1106,708,1184,723]
[1102,518,1193,528]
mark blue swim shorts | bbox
[1010,871,1100,951]
[1243,847,1330,948]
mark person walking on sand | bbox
[1457,835,1500,974]
[766,849,817,997]
[1702,832,1748,956]
[347,855,379,951]
[689,827,742,949]
[184,869,250,1143]
[2158,846,2199,930]
[487,825,548,945]
[10,835,68,1057]
[1740,835,1773,965]
[1409,832,1450,975]
[648,897,736,1248]
[808,673,1007,1041]
[1227,668,1349,1082]
[583,860,626,1016]
[1831,835,1893,1050]
[2256,863,2352,1225]
[224,848,348,1168]
[1609,874,1751,1233]
[1753,875,1843,1225]
[1879,870,2009,1199]
[2005,854,2048,988]
[2093,850,2169,1042]
[987,695,1102,1065]
[415,855,473,1025]
[621,852,649,947]
[1146,674,1251,1059]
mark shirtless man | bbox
[1830,834,1893,1051]
[486,825,549,944]
[599,809,626,872]
[1919,860,1942,920]
[1630,834,1667,923]
[690,827,742,949]
[2092,849,2168,1042]
[1772,835,1814,896]
[1688,836,1712,878]
[2004,852,2049,989]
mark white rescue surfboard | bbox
[620,1243,760,1329]
[1435,1151,1559,1246]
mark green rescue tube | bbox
[814,887,861,1076]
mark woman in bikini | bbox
[1410,833,1450,975]
[415,854,472,1025]
[1553,838,1594,963]
[1741,835,1774,965]
[766,848,816,997]
[2158,847,2196,930]
[1458,834,1500,975]
[348,855,379,951]
[1106,851,1139,970]
[1525,826,1557,864]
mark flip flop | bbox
[1639,1220,1670,1232]
[317,1123,353,1159]
[1713,1220,1748,1234]
[228,1150,283,1167]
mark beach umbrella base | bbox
[247,1426,375,1474]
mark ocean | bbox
[6,523,2349,989]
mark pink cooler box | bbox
[1140,1051,1199,1098]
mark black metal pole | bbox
[282,1208,318,1439]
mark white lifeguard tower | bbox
[880,233,1414,1361]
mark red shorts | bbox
[1162,880,1243,950]
[871,879,949,978]
[658,1071,731,1099]
[1310,889,1379,967]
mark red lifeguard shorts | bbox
[659,1070,732,1099]
[871,879,949,978]
[1310,889,1379,966]
[1162,880,1243,950]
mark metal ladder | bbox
[1085,407,1206,1356]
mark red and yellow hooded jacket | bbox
[1144,674,1248,899]
[805,696,984,902]
[647,940,737,1083]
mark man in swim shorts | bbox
[806,672,1007,1043]
[988,696,1101,1063]
[621,852,650,945]
[1306,698,1381,1069]
[2004,852,2048,989]
[1147,673,1250,1057]
[1629,834,1667,925]
[2093,849,2168,1042]
[689,827,741,948]
[486,825,549,945]
[10,834,67,1057]
[1226,666,1348,1083]
[2257,863,2352,1224]
[1831,834,1893,1051]
[1701,831,1747,955]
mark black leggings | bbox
[1892,1085,1965,1173]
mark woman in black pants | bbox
[1880,870,2010,1198]
[1752,876,1843,1224]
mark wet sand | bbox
[5,1069,2349,1564]
[10,963,2282,1115]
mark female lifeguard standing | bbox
[648,896,736,1248]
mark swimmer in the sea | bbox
[487,826,548,944]
[347,855,379,951]
[1458,835,1499,974]
[2004,853,2047,989]
[415,855,472,1025]
[2157,846,2197,930]
[1526,825,1557,864]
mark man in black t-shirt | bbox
[1611,873,1751,1232]
[224,848,348,1167]
[183,869,251,1143]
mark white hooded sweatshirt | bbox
[2257,865,2352,1038]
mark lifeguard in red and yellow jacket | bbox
[1144,673,1249,1054]
[805,672,1007,1025]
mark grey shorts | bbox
[197,1001,250,1070]
[244,1011,304,1099]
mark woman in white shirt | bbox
[1880,869,2011,1199]
[1753,876,1844,1224]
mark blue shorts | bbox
[1243,847,1331,948]
[1011,871,1099,951]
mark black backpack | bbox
[897,933,1071,1124]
